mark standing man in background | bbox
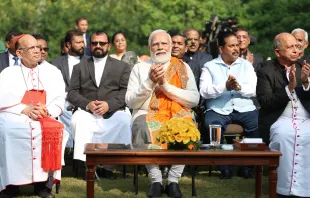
[75,17,91,56]
[0,31,23,73]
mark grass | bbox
[15,165,270,198]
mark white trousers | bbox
[146,165,185,184]
[58,101,73,148]
[270,117,310,197]
[71,109,132,161]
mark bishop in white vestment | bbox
[0,34,68,198]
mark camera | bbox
[205,15,238,58]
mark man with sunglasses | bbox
[67,30,132,179]
[32,34,50,64]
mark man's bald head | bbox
[273,33,299,65]
[273,33,293,50]
[15,34,41,68]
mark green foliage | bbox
[0,0,309,60]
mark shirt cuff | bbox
[302,83,310,91]
[218,83,227,93]
[144,77,156,90]
[160,81,170,91]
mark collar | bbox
[8,51,16,59]
[68,54,80,61]
[214,55,241,66]
[21,63,39,71]
[93,55,108,63]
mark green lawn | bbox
[16,166,270,198]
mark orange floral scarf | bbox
[146,57,192,145]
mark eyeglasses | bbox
[91,41,109,47]
[40,47,49,52]
[18,45,41,52]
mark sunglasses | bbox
[40,47,49,52]
[91,41,109,47]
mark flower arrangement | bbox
[156,117,201,150]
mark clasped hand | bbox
[226,75,241,91]
[87,100,109,116]
[149,63,166,85]
[22,103,48,120]
[288,61,310,93]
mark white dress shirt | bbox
[8,51,20,66]
[93,56,107,87]
[68,55,80,79]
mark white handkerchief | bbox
[241,138,263,143]
[221,144,233,150]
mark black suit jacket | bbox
[183,50,213,68]
[67,56,131,117]
[256,59,310,143]
[0,52,9,73]
[52,55,70,91]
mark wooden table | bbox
[84,143,281,198]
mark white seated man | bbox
[257,33,310,197]
[126,29,199,198]
[67,30,132,179]
[0,34,68,198]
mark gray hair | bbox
[121,51,138,69]
[291,28,308,42]
[148,29,172,46]
[273,38,282,50]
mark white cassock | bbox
[270,90,310,197]
[0,64,68,192]
[71,108,132,161]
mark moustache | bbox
[94,48,103,52]
[155,51,167,55]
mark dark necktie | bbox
[13,56,19,66]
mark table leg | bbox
[255,166,262,198]
[269,166,277,198]
[86,164,96,198]
[134,165,138,195]
[191,166,197,196]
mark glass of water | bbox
[209,124,222,148]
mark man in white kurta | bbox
[126,30,199,198]
[257,33,310,197]
[0,34,68,198]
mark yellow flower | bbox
[191,135,197,142]
[168,135,175,143]
[183,136,190,144]
[175,134,183,142]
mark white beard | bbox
[151,51,171,64]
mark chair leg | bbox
[123,165,126,178]
[191,166,197,196]
[133,165,138,195]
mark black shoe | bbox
[219,169,232,179]
[165,182,182,198]
[38,189,55,198]
[97,168,117,180]
[147,182,164,198]
[237,167,254,179]
[0,185,20,198]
